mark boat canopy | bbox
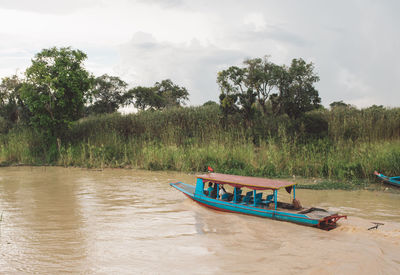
[197,173,296,192]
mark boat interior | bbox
[173,181,335,218]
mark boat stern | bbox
[317,214,347,230]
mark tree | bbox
[20,47,92,138]
[243,56,279,114]
[329,100,351,109]
[217,66,246,96]
[217,57,321,120]
[273,58,321,118]
[217,66,256,125]
[128,86,160,111]
[217,66,243,117]
[202,100,218,107]
[217,57,279,118]
[0,74,29,124]
[128,79,189,111]
[154,79,189,108]
[87,74,128,114]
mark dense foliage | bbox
[1,104,399,183]
[217,56,321,125]
[87,74,128,115]
[127,79,189,110]
[0,48,399,187]
[20,47,92,138]
[0,74,30,126]
[0,48,189,138]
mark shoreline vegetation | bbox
[0,47,399,191]
[1,104,399,190]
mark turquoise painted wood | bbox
[170,181,320,227]
[233,187,237,203]
[375,171,400,187]
[195,178,204,194]
[170,175,346,230]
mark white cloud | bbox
[243,13,267,32]
[0,0,399,107]
[338,69,371,95]
[116,32,243,104]
[0,0,99,14]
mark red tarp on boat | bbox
[197,173,296,191]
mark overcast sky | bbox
[0,0,399,108]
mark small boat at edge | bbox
[170,173,347,230]
[374,171,400,187]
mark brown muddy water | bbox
[0,167,399,274]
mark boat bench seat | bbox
[241,196,251,204]
[236,189,243,198]
[221,193,230,200]
[233,189,243,202]
[252,193,263,206]
[254,198,262,206]
[239,192,253,205]
[264,194,274,206]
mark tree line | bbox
[0,46,357,144]
[217,56,321,127]
[0,47,189,140]
[0,47,399,178]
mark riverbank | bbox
[1,163,398,192]
[0,105,399,190]
[1,138,399,191]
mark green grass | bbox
[52,135,400,182]
[0,105,399,191]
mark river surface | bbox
[0,167,399,274]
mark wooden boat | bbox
[374,171,400,187]
[170,173,347,230]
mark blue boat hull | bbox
[375,171,400,187]
[170,182,343,230]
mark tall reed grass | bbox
[0,104,399,182]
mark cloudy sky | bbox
[0,0,399,107]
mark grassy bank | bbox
[56,136,399,180]
[0,105,399,188]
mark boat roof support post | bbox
[233,187,237,203]
[195,178,204,195]
[293,185,296,200]
[274,189,277,210]
[253,190,257,206]
[217,184,220,199]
